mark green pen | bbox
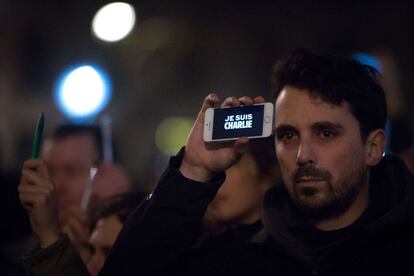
[31,112,45,158]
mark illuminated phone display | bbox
[212,105,264,139]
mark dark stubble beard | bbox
[288,163,368,222]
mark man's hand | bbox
[19,159,61,248]
[180,94,265,182]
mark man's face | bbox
[42,134,96,219]
[87,215,123,276]
[274,86,369,220]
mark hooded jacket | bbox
[257,153,414,275]
[101,153,414,276]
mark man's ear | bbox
[365,129,387,166]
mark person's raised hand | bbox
[180,94,264,182]
[19,159,61,248]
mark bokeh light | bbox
[55,64,111,120]
[155,117,194,155]
[353,52,383,73]
[92,2,136,42]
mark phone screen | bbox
[212,105,264,140]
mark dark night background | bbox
[1,1,413,273]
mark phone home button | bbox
[265,116,271,123]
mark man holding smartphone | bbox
[101,49,414,275]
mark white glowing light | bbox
[92,2,136,42]
[55,65,111,119]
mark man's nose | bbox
[296,140,317,166]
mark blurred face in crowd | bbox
[203,152,273,231]
[274,86,373,222]
[42,134,97,221]
[87,215,123,276]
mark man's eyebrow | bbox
[312,121,344,131]
[274,124,297,133]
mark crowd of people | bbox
[15,49,414,275]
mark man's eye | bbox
[319,129,336,139]
[277,132,296,141]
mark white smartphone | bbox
[203,103,274,142]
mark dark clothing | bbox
[101,152,414,275]
[22,235,89,276]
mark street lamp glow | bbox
[55,65,111,120]
[92,2,136,42]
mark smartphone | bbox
[203,103,274,142]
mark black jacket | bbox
[100,152,414,275]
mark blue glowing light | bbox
[55,64,111,120]
[353,52,383,73]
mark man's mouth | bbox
[296,178,326,187]
[297,177,325,182]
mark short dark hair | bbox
[51,124,103,161]
[272,49,387,141]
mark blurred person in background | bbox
[193,137,281,262]
[40,124,132,261]
[87,192,145,276]
[18,157,143,276]
[201,137,280,237]
[17,137,279,275]
[41,125,102,222]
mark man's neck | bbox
[312,184,370,231]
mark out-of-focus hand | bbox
[61,206,92,262]
[180,94,265,182]
[18,159,61,248]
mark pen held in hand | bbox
[31,112,45,159]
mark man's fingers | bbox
[201,93,220,113]
[202,94,264,111]
[19,192,49,208]
[18,183,51,194]
[221,97,239,108]
[22,169,52,188]
[23,159,51,181]
[23,159,39,172]
[253,96,265,103]
[222,96,258,108]
[238,96,254,106]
